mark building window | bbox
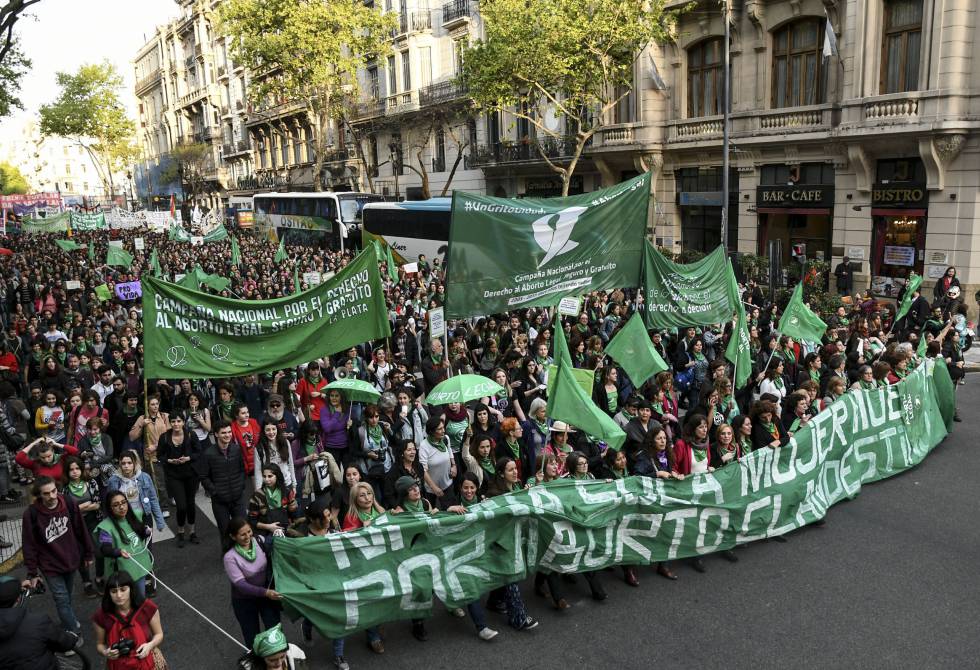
[687,38,722,118]
[401,50,411,92]
[453,38,466,75]
[434,128,446,172]
[772,19,825,108]
[368,66,380,99]
[387,55,397,95]
[881,0,922,94]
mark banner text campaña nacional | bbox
[142,247,390,379]
[272,360,954,637]
[444,172,650,318]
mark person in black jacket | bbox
[420,338,450,392]
[197,421,246,553]
[158,414,204,548]
[0,577,77,670]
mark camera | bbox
[109,637,136,657]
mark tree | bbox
[463,0,679,196]
[158,142,213,206]
[39,61,137,199]
[219,0,396,192]
[0,161,29,194]
[0,0,42,118]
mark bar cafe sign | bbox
[756,185,832,207]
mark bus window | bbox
[315,198,337,221]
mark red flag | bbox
[170,194,176,219]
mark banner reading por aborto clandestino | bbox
[445,172,650,318]
[142,247,390,379]
[273,360,954,637]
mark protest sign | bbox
[22,212,70,234]
[446,173,649,317]
[557,296,582,317]
[190,236,204,246]
[70,212,106,230]
[272,360,953,638]
[114,281,142,301]
[108,240,123,248]
[142,246,391,378]
[134,238,145,251]
[428,306,446,338]
[642,243,735,329]
[303,272,322,286]
[65,280,82,290]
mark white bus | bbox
[361,198,452,264]
[252,191,386,249]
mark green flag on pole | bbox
[724,260,752,389]
[178,265,230,293]
[150,249,162,278]
[778,283,827,344]
[274,234,287,263]
[894,272,923,324]
[916,329,928,358]
[604,312,668,387]
[106,246,134,269]
[55,239,84,253]
[547,326,625,450]
[88,241,95,264]
[385,243,398,283]
[231,236,241,267]
[293,265,300,294]
[94,283,112,302]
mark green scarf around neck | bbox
[264,486,282,509]
[234,538,257,562]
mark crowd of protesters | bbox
[0,222,969,669]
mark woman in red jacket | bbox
[15,438,79,485]
[65,390,108,449]
[673,413,713,478]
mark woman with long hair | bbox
[106,450,165,536]
[92,571,164,669]
[156,414,202,548]
[248,463,298,539]
[340,481,386,531]
[759,359,787,413]
[61,455,102,597]
[96,490,154,599]
[750,400,785,451]
[254,421,297,492]
[318,388,350,465]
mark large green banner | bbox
[202,223,229,243]
[642,242,736,328]
[273,360,953,637]
[142,247,391,379]
[70,212,107,230]
[445,173,650,318]
[22,212,70,234]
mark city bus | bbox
[252,191,386,249]
[361,198,452,264]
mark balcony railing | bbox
[442,0,470,24]
[668,116,724,141]
[237,139,249,152]
[184,56,195,69]
[383,91,418,115]
[351,99,384,120]
[470,136,586,167]
[419,79,468,106]
[235,99,245,111]
[597,126,635,145]
[222,143,234,155]
[398,11,431,34]
[135,69,162,94]
[864,98,919,120]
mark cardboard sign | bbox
[303,272,322,286]
[401,262,419,274]
[114,281,142,301]
[65,280,82,290]
[558,296,582,317]
[134,237,145,251]
[428,306,446,338]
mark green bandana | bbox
[428,435,448,452]
[263,486,282,509]
[505,439,521,460]
[367,423,383,445]
[234,538,257,562]
[303,437,318,456]
[479,457,496,475]
[67,480,87,498]
[123,405,139,417]
[402,498,424,513]
[692,447,708,463]
[809,369,820,383]
[429,351,443,365]
[860,380,877,391]
[218,400,234,419]
[252,624,288,657]
[532,418,548,435]
[88,433,102,447]
[356,506,381,523]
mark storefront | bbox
[756,163,835,267]
[674,167,738,252]
[869,158,928,298]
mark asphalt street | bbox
[12,377,980,670]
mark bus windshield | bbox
[338,193,385,224]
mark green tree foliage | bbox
[0,1,44,118]
[38,61,137,198]
[463,0,679,195]
[0,161,29,194]
[218,0,395,192]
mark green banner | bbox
[203,223,229,243]
[70,212,106,230]
[273,359,953,637]
[642,243,735,328]
[22,212,70,234]
[142,246,391,379]
[168,223,192,242]
[445,173,650,318]
[778,282,827,344]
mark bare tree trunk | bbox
[341,116,373,193]
[439,143,467,197]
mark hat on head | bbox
[549,420,576,433]
[252,624,289,657]
[0,576,20,608]
[395,475,418,499]
[267,394,284,405]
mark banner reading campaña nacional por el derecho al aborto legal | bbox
[142,246,391,379]
[445,172,650,318]
[272,360,954,637]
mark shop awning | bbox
[871,208,927,217]
[756,207,832,215]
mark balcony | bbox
[382,91,418,115]
[442,0,470,27]
[235,99,245,111]
[222,143,234,155]
[752,104,834,134]
[419,79,468,107]
[237,139,249,152]
[217,64,227,78]
[667,116,723,142]
[470,136,586,167]
[397,11,431,35]
[222,139,251,158]
[184,55,195,70]
[177,84,210,109]
[351,98,384,120]
[596,125,636,146]
[135,68,162,95]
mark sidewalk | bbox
[965,345,980,372]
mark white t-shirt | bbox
[418,437,453,493]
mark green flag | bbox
[142,245,391,379]
[445,172,650,318]
[642,243,735,329]
[274,234,287,263]
[552,318,572,367]
[894,272,923,323]
[69,212,106,230]
[55,239,84,253]
[604,312,668,387]
[916,329,928,358]
[385,243,398,283]
[778,283,827,344]
[94,283,112,302]
[150,249,162,278]
[723,260,752,389]
[547,326,625,450]
[168,222,192,242]
[293,266,300,294]
[231,236,241,267]
[203,223,229,243]
[106,245,134,269]
[178,265,229,293]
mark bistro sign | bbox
[872,184,927,206]
[756,185,832,207]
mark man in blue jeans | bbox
[20,476,94,642]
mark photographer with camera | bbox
[0,576,79,670]
[92,571,165,669]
